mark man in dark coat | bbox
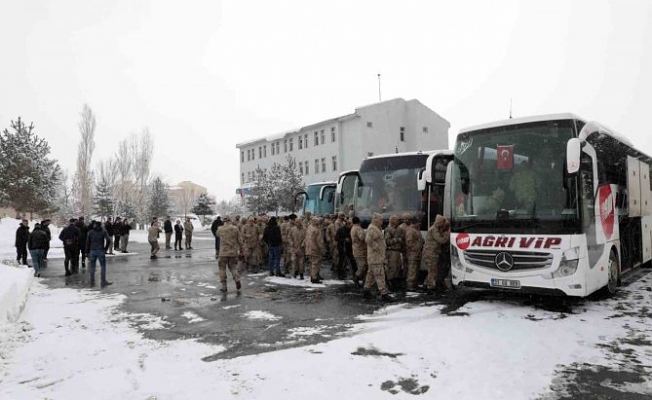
[263,217,283,277]
[113,217,123,251]
[59,218,81,276]
[86,220,112,288]
[41,219,52,266]
[163,216,173,250]
[104,217,115,255]
[335,219,356,280]
[15,219,30,265]
[76,217,89,268]
[28,223,49,277]
[211,216,224,258]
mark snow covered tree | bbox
[247,167,277,215]
[147,176,170,219]
[278,155,304,212]
[94,177,114,220]
[52,171,75,226]
[73,104,96,216]
[0,117,62,217]
[215,197,244,217]
[191,193,215,225]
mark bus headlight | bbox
[553,259,579,278]
[451,246,463,271]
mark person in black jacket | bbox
[114,217,122,251]
[59,218,81,276]
[86,221,111,288]
[335,219,356,280]
[173,219,184,251]
[28,223,49,277]
[211,216,224,258]
[119,218,131,253]
[41,219,52,266]
[163,216,173,250]
[15,219,30,265]
[104,217,115,255]
[76,217,89,268]
[263,217,284,277]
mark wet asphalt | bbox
[37,230,652,398]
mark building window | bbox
[400,127,405,142]
[289,138,293,151]
[331,127,336,142]
[284,140,288,153]
[314,131,319,146]
[241,151,244,163]
[271,144,275,156]
[320,129,325,145]
[299,136,303,150]
[321,158,326,173]
[247,150,250,161]
[332,156,337,171]
[423,126,428,133]
[304,134,308,148]
[305,161,309,175]
[315,159,319,174]
[241,173,244,184]
[299,162,304,175]
[251,149,255,160]
[264,145,267,157]
[276,142,280,154]
[367,121,373,128]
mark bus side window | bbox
[580,152,595,227]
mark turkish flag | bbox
[497,145,514,170]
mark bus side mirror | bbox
[417,168,426,191]
[566,138,582,175]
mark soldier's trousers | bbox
[364,263,388,295]
[309,255,322,280]
[185,233,193,249]
[406,258,420,289]
[282,246,291,273]
[292,251,305,276]
[218,256,241,290]
[386,250,402,280]
[424,258,440,289]
[330,243,339,268]
[355,257,368,279]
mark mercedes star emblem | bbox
[495,252,514,271]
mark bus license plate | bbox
[491,278,521,289]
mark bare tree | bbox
[132,129,154,225]
[178,185,196,218]
[114,137,134,215]
[74,104,96,216]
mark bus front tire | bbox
[604,250,620,297]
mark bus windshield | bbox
[356,155,428,222]
[451,119,580,234]
[303,184,335,216]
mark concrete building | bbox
[168,181,208,217]
[235,98,449,188]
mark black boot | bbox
[299,274,304,280]
[236,281,242,291]
[380,293,395,303]
[65,269,72,277]
[362,290,372,299]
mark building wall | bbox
[236,98,449,189]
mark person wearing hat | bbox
[40,219,52,266]
[59,218,81,276]
[404,216,424,291]
[183,217,194,250]
[113,217,123,252]
[14,218,30,266]
[76,217,89,268]
[216,216,243,293]
[305,218,325,283]
[384,214,405,291]
[364,213,392,302]
[86,220,112,288]
[173,219,184,251]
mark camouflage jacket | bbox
[365,224,386,265]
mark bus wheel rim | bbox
[608,255,618,293]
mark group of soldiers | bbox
[214,209,452,301]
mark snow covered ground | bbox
[1,216,652,399]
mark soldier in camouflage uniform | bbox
[404,216,424,291]
[241,217,259,271]
[216,216,243,292]
[289,216,307,279]
[303,211,313,228]
[280,216,292,274]
[350,216,367,288]
[384,214,405,290]
[364,213,392,302]
[323,215,333,265]
[305,218,325,283]
[257,216,268,267]
[422,214,451,293]
[398,213,411,278]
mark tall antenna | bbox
[377,73,382,102]
[509,98,513,119]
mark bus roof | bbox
[306,181,336,187]
[459,113,585,134]
[366,149,451,161]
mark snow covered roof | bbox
[459,113,584,134]
[366,149,451,161]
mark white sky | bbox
[1,0,651,201]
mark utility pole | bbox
[509,98,513,119]
[377,73,382,102]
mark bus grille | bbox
[463,250,553,271]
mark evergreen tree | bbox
[191,193,216,225]
[0,117,62,216]
[94,177,114,219]
[147,177,170,219]
[278,155,304,212]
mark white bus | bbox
[449,113,652,297]
[295,181,337,217]
[337,150,453,230]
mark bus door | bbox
[336,170,361,214]
[319,184,337,215]
[426,153,454,229]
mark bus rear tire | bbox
[603,250,620,297]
